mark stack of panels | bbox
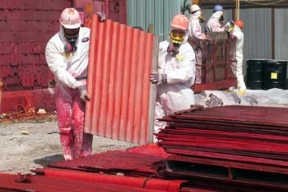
[47,150,166,178]
[157,105,288,191]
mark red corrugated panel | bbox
[0,173,164,192]
[42,168,183,192]
[85,15,158,144]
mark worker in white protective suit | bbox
[226,19,247,94]
[45,8,105,160]
[206,5,226,32]
[188,4,207,84]
[150,14,196,142]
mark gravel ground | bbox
[0,116,137,174]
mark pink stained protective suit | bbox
[206,11,225,32]
[45,26,93,160]
[154,35,196,141]
[230,25,247,91]
[188,10,207,84]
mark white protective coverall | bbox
[154,35,196,140]
[206,11,225,32]
[231,25,247,91]
[188,11,206,84]
[45,26,93,160]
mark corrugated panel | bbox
[275,9,288,60]
[127,0,186,41]
[84,15,158,145]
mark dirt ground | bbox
[0,114,137,175]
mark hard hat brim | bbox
[171,25,187,31]
[61,22,81,29]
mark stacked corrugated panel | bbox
[85,15,158,144]
[157,105,288,191]
[0,172,167,192]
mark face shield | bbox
[63,27,80,39]
[62,26,80,53]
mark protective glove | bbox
[77,85,90,102]
[230,34,238,40]
[150,73,167,84]
[97,12,106,22]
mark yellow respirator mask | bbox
[225,20,235,33]
[170,30,185,44]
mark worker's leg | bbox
[195,47,203,84]
[71,94,93,158]
[55,85,74,160]
[154,101,167,142]
[236,60,247,91]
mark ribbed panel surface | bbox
[85,15,158,145]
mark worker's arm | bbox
[45,40,80,89]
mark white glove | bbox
[97,12,106,22]
[149,73,167,84]
[77,85,90,102]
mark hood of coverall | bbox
[169,14,189,46]
[210,11,224,20]
[233,25,242,33]
[190,9,202,20]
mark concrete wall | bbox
[0,0,72,91]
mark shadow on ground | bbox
[34,154,64,167]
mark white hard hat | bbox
[190,4,200,13]
[59,8,81,29]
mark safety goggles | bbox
[170,29,185,42]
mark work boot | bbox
[236,89,246,96]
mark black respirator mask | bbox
[63,27,80,53]
[219,14,225,25]
[167,42,181,56]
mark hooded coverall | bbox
[188,11,206,84]
[45,27,93,160]
[154,36,196,141]
[206,11,225,32]
[230,25,247,91]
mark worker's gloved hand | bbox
[77,85,90,102]
[167,43,180,56]
[150,73,167,84]
[230,34,238,40]
[97,12,106,22]
[205,35,213,42]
